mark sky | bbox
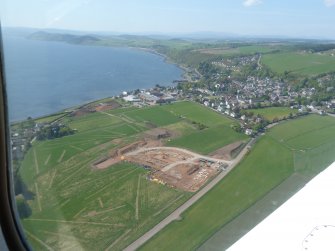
[1,0,335,39]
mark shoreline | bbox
[132,46,201,82]
[9,42,189,124]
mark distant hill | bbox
[27,31,101,44]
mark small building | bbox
[123,95,141,102]
[245,129,253,136]
[139,93,159,104]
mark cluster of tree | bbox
[231,123,243,133]
[198,61,220,79]
[16,195,32,218]
[296,43,335,53]
[13,173,34,219]
[191,121,208,130]
[36,124,75,140]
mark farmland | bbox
[195,44,278,56]
[246,107,298,121]
[167,125,247,155]
[262,52,335,76]
[18,101,244,250]
[140,114,335,251]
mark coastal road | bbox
[124,138,256,251]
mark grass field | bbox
[140,114,335,251]
[34,113,67,124]
[196,45,277,56]
[262,52,335,76]
[18,101,245,250]
[246,107,298,121]
[163,101,246,154]
[167,125,248,154]
[161,101,234,127]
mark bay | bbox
[2,35,182,121]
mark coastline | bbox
[132,46,201,82]
[8,39,186,123]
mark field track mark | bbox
[69,145,84,151]
[153,195,184,217]
[63,244,82,251]
[24,218,124,227]
[126,123,141,133]
[67,168,131,190]
[84,205,126,217]
[99,110,142,132]
[98,197,104,208]
[35,183,42,212]
[33,149,39,174]
[59,199,70,208]
[58,150,66,163]
[48,169,57,189]
[135,175,141,221]
[57,164,87,187]
[85,168,138,200]
[73,207,86,219]
[105,229,131,251]
[44,154,51,165]
[42,230,82,240]
[25,230,54,251]
[101,129,126,136]
[63,158,92,173]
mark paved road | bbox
[124,139,255,251]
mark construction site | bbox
[93,141,229,192]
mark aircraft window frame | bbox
[0,26,30,251]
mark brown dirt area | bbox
[93,139,162,169]
[94,100,121,112]
[71,107,95,117]
[92,130,226,192]
[71,100,121,117]
[209,141,245,160]
[151,162,220,192]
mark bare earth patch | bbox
[209,141,245,160]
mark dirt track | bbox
[124,138,256,251]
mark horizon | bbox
[4,26,335,42]
[1,0,335,39]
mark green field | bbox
[162,101,246,154]
[140,114,335,251]
[196,45,278,56]
[167,125,248,154]
[18,101,245,250]
[262,52,335,76]
[247,107,298,121]
[161,101,234,127]
[34,113,67,124]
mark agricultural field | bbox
[246,107,298,121]
[160,101,234,127]
[167,125,248,155]
[262,52,335,76]
[140,114,335,251]
[196,45,278,56]
[162,102,247,154]
[17,101,245,250]
[34,113,67,124]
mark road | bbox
[124,138,256,251]
[257,54,262,69]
